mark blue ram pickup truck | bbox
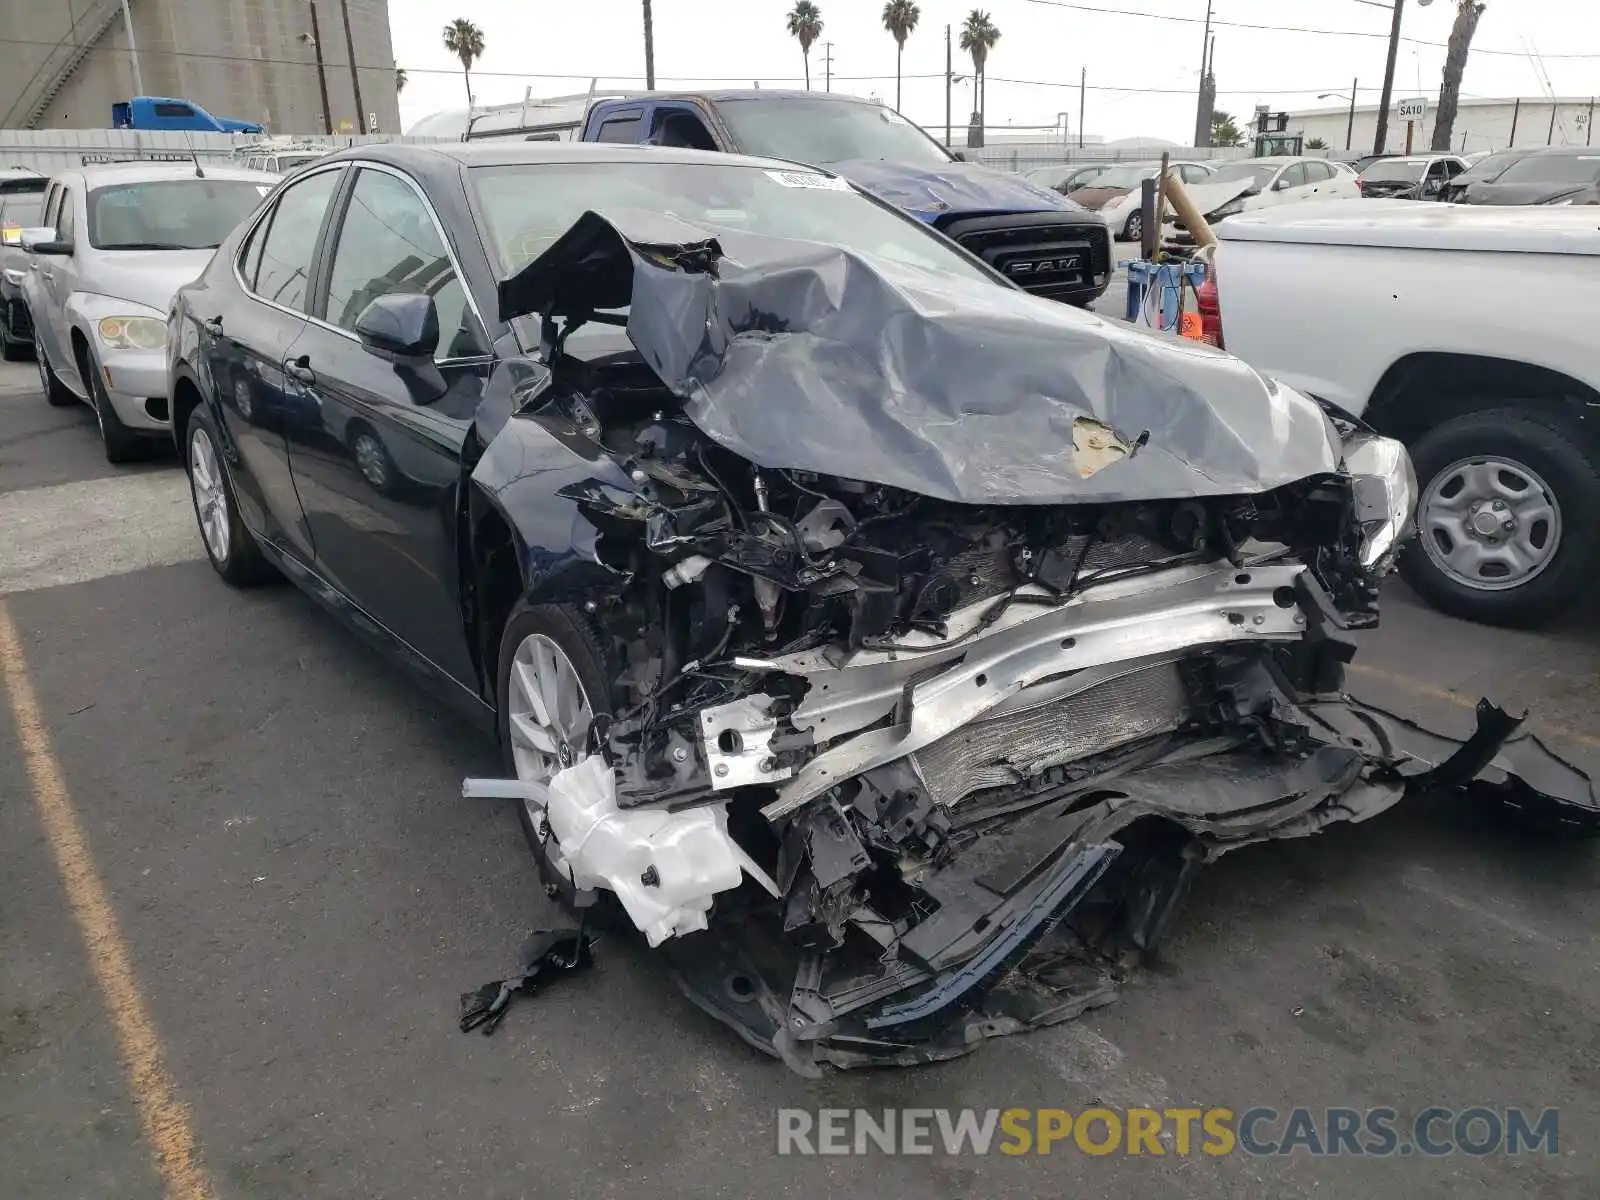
[579,90,1112,307]
[112,97,265,134]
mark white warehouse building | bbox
[1284,95,1596,156]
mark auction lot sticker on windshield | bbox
[765,169,853,191]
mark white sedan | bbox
[1178,156,1362,227]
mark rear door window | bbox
[595,112,644,143]
[251,168,342,312]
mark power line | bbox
[1022,0,1600,59]
[0,34,946,83]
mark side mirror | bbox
[20,228,69,254]
[950,150,968,162]
[1271,177,1289,192]
[353,292,439,361]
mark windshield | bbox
[1495,153,1600,186]
[1453,151,1520,184]
[1361,159,1425,183]
[1206,164,1279,190]
[1,194,43,228]
[471,161,996,290]
[1084,164,1157,190]
[87,179,271,250]
[715,97,953,166]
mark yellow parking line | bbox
[0,604,213,1200]
[1349,661,1600,751]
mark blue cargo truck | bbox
[577,91,1112,307]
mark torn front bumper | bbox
[662,686,1598,1074]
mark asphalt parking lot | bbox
[2,355,1597,1200]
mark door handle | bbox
[285,356,315,385]
[39,270,53,281]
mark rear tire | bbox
[1400,408,1598,628]
[1123,210,1144,243]
[185,403,278,586]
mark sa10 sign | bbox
[1397,98,1427,121]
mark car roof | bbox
[74,163,279,188]
[314,140,831,176]
[600,88,881,106]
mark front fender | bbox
[469,404,638,607]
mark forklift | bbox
[1252,107,1303,157]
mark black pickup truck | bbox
[578,90,1113,307]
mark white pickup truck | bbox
[1205,200,1599,627]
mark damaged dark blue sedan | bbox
[167,143,1600,1075]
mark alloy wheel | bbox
[353,432,389,489]
[506,633,595,823]
[1419,455,1562,591]
[189,426,232,563]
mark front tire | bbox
[80,343,145,464]
[1400,409,1598,627]
[1122,210,1144,243]
[185,404,278,586]
[496,602,616,878]
[36,337,76,407]
[0,307,29,362]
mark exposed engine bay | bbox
[467,209,1600,1074]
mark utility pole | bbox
[1346,76,1358,150]
[308,2,333,135]
[1193,0,1213,146]
[1373,0,1405,154]
[944,25,952,147]
[1587,96,1595,146]
[1547,100,1558,145]
[118,0,144,97]
[337,0,366,133]
[1079,66,1086,149]
[1508,96,1520,145]
[823,42,833,92]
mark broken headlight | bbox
[1342,431,1417,572]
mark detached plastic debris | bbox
[458,928,595,1036]
[542,755,778,948]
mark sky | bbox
[388,0,1600,142]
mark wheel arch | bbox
[170,370,206,459]
[1365,352,1600,455]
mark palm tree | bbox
[1210,110,1245,148]
[642,0,656,89]
[958,10,1000,125]
[1431,2,1486,152]
[786,2,824,91]
[442,18,485,110]
[881,0,920,113]
[394,67,407,95]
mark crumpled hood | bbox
[826,158,1084,219]
[78,249,215,313]
[498,209,1340,506]
[1180,178,1258,217]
